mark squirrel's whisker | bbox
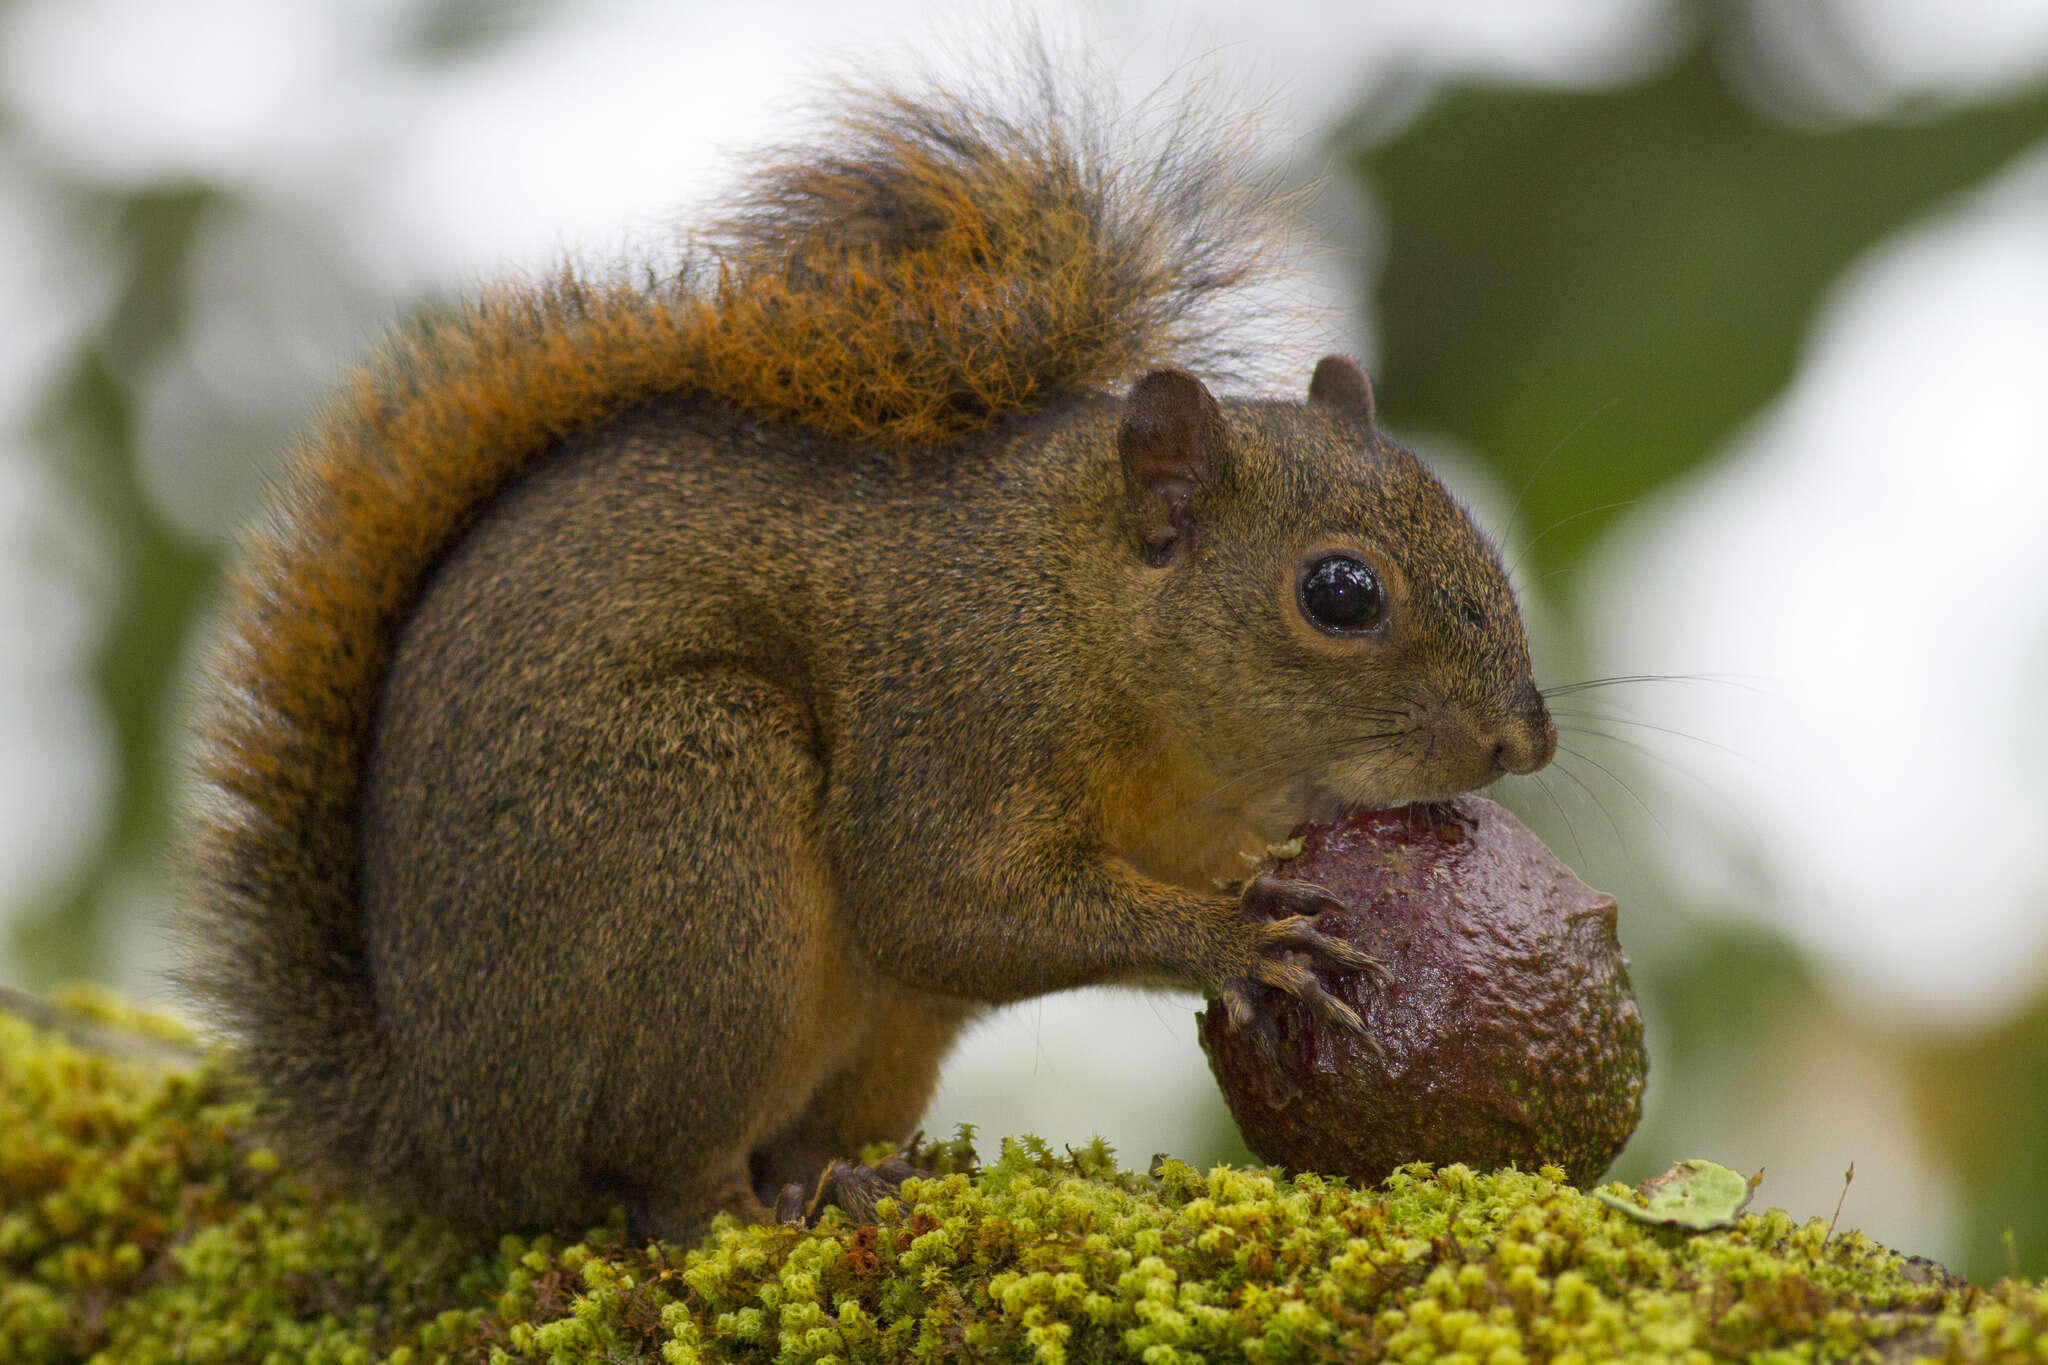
[1505,499,1638,580]
[1548,707,1765,770]
[1515,770,1587,871]
[1497,396,1621,551]
[1554,742,1662,837]
[1543,753,1627,862]
[1541,672,1766,698]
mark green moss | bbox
[3,998,2045,1364]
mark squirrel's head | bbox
[1114,359,1554,837]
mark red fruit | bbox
[1198,796,1645,1188]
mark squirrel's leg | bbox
[746,991,973,1222]
[845,834,1373,1027]
[748,992,967,1197]
[366,665,882,1242]
[562,670,897,1242]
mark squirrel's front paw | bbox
[1214,873,1383,1041]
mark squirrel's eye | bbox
[1298,554,1387,634]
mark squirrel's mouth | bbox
[1248,774,1461,845]
[1292,786,1426,835]
[1301,777,1478,828]
[1306,736,1511,817]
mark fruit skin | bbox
[1198,796,1645,1188]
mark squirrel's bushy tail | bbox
[180,56,1300,1169]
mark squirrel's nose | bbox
[1489,686,1556,776]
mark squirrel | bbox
[179,65,1555,1243]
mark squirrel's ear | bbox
[1119,369,1230,565]
[1308,355,1377,429]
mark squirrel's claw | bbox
[1265,915,1385,978]
[1241,873,1381,980]
[1221,979,1285,1071]
[1221,980,1259,1032]
[1217,873,1384,1046]
[1243,872,1344,919]
[1253,958,1367,1035]
[789,1152,931,1227]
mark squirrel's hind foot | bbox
[776,1153,929,1227]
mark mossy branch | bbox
[3,991,2044,1364]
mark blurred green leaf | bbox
[10,188,223,984]
[1917,996,2048,1284]
[1355,33,2048,578]
[401,0,562,64]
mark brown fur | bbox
[180,63,1552,1240]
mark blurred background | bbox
[2,0,2044,1285]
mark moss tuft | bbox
[4,999,2044,1363]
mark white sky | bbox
[1,0,2046,1267]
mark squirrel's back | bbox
[179,60,1301,1202]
